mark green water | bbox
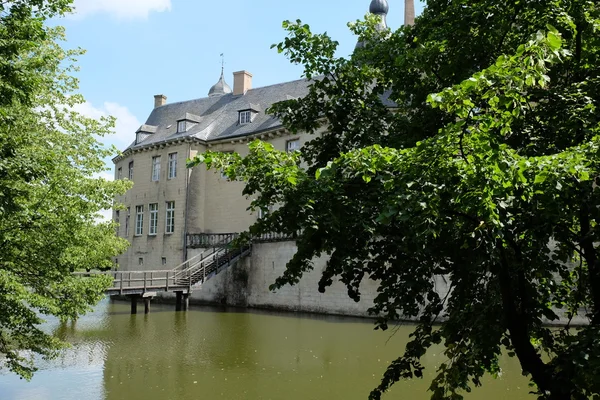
[0,299,533,400]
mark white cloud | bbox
[92,172,116,223]
[74,101,140,223]
[71,0,171,19]
[73,101,141,148]
[96,208,114,223]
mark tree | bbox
[0,0,130,379]
[189,1,600,398]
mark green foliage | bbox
[189,0,600,399]
[0,0,130,379]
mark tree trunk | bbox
[496,242,573,398]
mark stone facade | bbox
[113,113,318,272]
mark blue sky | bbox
[60,0,425,172]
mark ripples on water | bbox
[0,298,533,400]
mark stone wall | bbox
[161,241,588,325]
[184,241,451,318]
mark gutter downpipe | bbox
[183,142,191,263]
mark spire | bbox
[355,0,389,50]
[404,0,415,26]
[208,54,232,97]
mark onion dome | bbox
[369,0,389,16]
[208,68,232,97]
[355,0,389,50]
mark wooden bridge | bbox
[76,235,251,314]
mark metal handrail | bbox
[172,247,226,281]
[171,247,216,274]
[171,233,239,282]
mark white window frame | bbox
[135,205,144,236]
[258,205,273,219]
[168,152,177,179]
[286,139,300,152]
[177,120,186,133]
[151,156,161,181]
[149,203,158,235]
[258,207,267,219]
[165,201,175,234]
[239,110,252,124]
[128,161,134,180]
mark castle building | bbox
[112,0,412,272]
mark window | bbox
[286,139,300,152]
[117,167,122,179]
[125,207,130,236]
[162,257,167,266]
[115,210,120,234]
[151,156,161,181]
[177,120,186,133]
[165,201,175,234]
[128,161,134,180]
[239,110,252,124]
[168,153,177,179]
[135,205,144,236]
[220,151,233,180]
[258,205,272,219]
[258,207,267,219]
[149,203,158,235]
[137,132,150,144]
[138,258,144,266]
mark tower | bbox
[404,0,415,26]
[355,0,389,50]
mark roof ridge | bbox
[154,76,311,108]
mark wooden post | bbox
[130,295,138,315]
[144,297,151,314]
[175,291,183,312]
[182,293,189,311]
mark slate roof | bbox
[122,76,396,153]
[125,78,313,151]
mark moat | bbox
[0,299,534,400]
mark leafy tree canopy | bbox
[190,0,600,398]
[0,0,130,379]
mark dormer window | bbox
[239,110,252,124]
[176,113,201,133]
[135,124,158,145]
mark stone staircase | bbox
[172,236,251,288]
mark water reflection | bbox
[0,298,534,400]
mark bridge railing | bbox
[187,232,295,248]
[186,233,238,248]
[74,270,192,294]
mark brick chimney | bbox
[154,94,167,108]
[404,0,415,26]
[233,71,252,96]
